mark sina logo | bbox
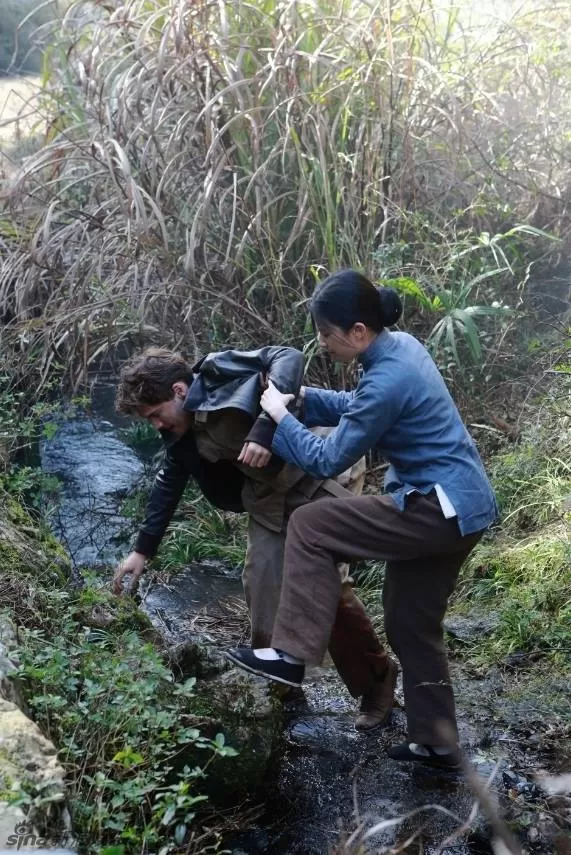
[6,821,47,849]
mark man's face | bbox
[137,382,192,436]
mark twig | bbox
[438,723,523,855]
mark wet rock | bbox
[444,612,500,642]
[502,769,542,800]
[85,603,115,627]
[503,650,543,670]
[167,636,229,679]
[503,769,524,788]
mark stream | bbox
[39,389,570,855]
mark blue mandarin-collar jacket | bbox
[272,330,498,536]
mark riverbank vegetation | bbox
[1,0,569,390]
[0,443,240,855]
[1,0,570,851]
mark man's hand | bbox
[112,551,147,595]
[260,379,295,424]
[238,441,272,468]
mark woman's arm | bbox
[302,386,356,427]
[203,346,303,464]
[270,370,404,478]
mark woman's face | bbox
[316,323,361,363]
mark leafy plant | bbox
[14,600,237,854]
[159,485,247,569]
[2,0,571,388]
[119,421,163,459]
[375,225,555,371]
[489,409,571,532]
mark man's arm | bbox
[225,346,304,466]
[134,449,189,557]
[112,449,189,594]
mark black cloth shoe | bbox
[387,742,461,771]
[226,647,305,687]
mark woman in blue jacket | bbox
[228,269,498,769]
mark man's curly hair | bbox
[115,347,194,414]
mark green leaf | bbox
[174,823,187,845]
[162,805,176,826]
[464,305,512,317]
[42,421,59,440]
[112,747,145,767]
[381,276,434,311]
[452,309,482,361]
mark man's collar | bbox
[183,373,204,412]
[160,427,179,449]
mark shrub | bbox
[13,594,237,854]
[460,527,571,661]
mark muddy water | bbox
[229,670,500,855]
[40,399,569,854]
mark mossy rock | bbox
[71,586,159,641]
[0,698,71,846]
[179,669,283,802]
[167,636,230,679]
[0,494,69,588]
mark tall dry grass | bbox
[0,0,570,388]
[0,76,41,148]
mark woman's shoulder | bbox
[368,330,428,370]
[390,330,427,352]
[362,332,430,391]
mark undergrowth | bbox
[3,575,237,855]
[451,386,571,666]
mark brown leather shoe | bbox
[355,658,399,732]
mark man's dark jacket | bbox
[135,346,304,557]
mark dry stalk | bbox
[1,0,570,387]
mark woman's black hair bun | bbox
[377,286,403,327]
